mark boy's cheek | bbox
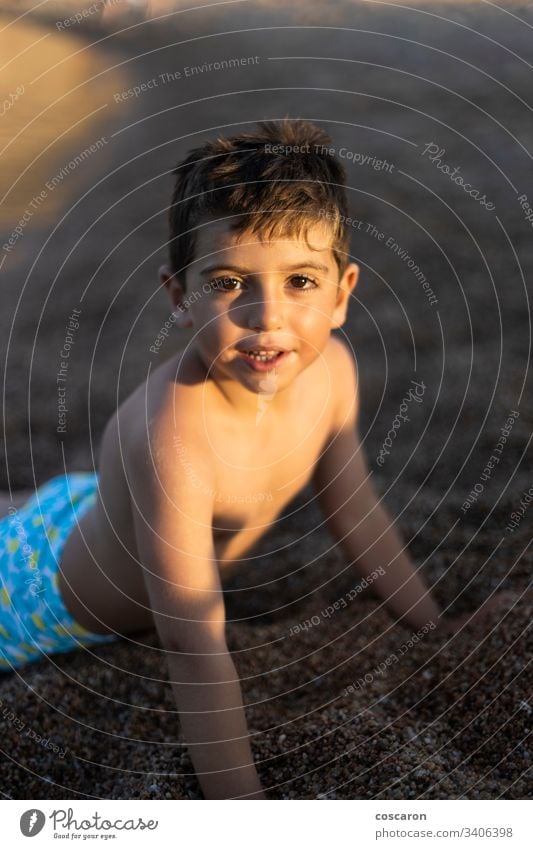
[188,302,219,332]
[299,315,334,349]
[195,322,235,362]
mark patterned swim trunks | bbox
[0,472,120,674]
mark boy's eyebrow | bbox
[199,260,331,276]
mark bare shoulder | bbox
[325,335,360,431]
[120,348,214,484]
[97,346,212,482]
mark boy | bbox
[0,119,513,799]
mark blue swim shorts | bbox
[0,472,120,674]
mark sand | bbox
[0,1,531,799]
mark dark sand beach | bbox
[0,1,531,799]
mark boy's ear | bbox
[158,264,193,329]
[331,262,359,329]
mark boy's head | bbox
[159,119,359,399]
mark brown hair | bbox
[167,118,351,291]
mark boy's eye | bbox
[209,276,243,291]
[208,274,318,292]
[290,274,318,290]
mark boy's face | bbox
[161,217,358,403]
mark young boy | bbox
[0,119,513,799]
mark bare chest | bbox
[207,395,334,559]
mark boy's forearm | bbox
[165,650,265,800]
[339,500,441,631]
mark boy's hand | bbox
[166,652,266,799]
[437,590,518,637]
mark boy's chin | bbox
[238,367,293,391]
[229,369,296,401]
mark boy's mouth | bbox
[238,348,292,371]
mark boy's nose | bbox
[246,298,284,331]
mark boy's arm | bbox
[313,341,441,632]
[127,429,265,799]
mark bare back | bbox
[58,339,342,636]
